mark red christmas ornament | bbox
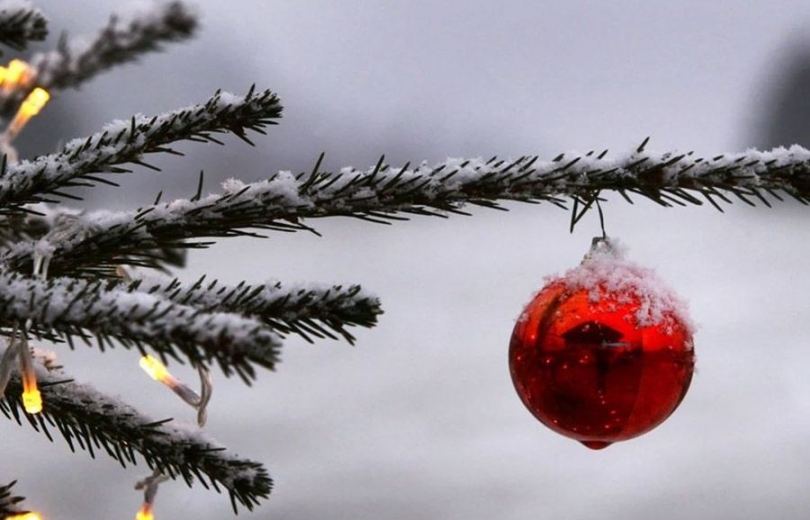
[509,238,695,450]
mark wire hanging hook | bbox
[595,195,607,239]
[569,189,608,238]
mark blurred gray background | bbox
[3,1,810,519]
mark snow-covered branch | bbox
[287,144,810,213]
[35,1,196,90]
[0,206,188,273]
[1,363,272,512]
[0,87,282,212]
[133,274,383,344]
[0,1,47,55]
[0,271,281,382]
[0,1,197,118]
[4,144,810,277]
[0,209,49,246]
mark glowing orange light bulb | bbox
[22,385,42,414]
[140,355,172,383]
[135,504,154,520]
[5,86,51,143]
[19,87,50,118]
[8,512,43,520]
[18,345,43,415]
[3,59,31,88]
[139,354,207,425]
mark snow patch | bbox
[552,238,695,333]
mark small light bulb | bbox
[8,512,43,520]
[4,59,31,89]
[4,86,51,143]
[135,504,153,520]
[18,341,42,415]
[140,355,172,383]
[140,355,198,403]
[22,386,42,414]
[19,87,50,118]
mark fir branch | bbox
[286,145,810,213]
[4,145,810,277]
[0,1,197,118]
[0,2,48,55]
[132,274,383,344]
[0,209,50,247]
[0,87,282,212]
[1,366,271,512]
[0,480,26,519]
[0,271,281,382]
[35,0,196,91]
[0,207,187,272]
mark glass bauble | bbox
[509,241,695,449]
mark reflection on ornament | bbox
[509,239,695,449]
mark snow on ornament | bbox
[509,238,695,449]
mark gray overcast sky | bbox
[4,2,810,519]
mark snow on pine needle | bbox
[555,238,695,332]
[5,143,810,278]
[1,2,809,512]
[0,2,286,516]
[0,355,272,512]
[0,86,282,212]
[129,272,383,344]
[0,269,282,382]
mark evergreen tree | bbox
[1,2,810,519]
